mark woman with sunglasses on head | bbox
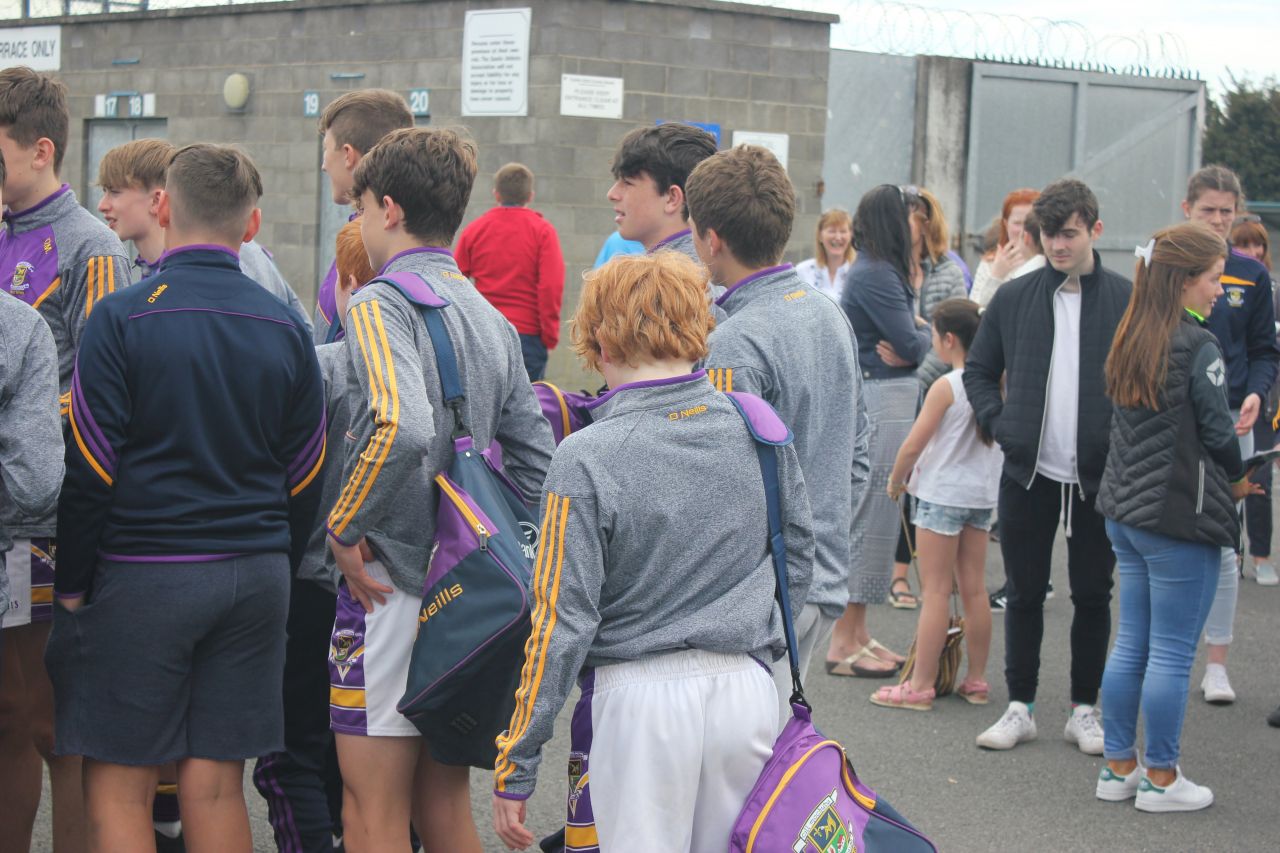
[825,185,930,679]
[1094,221,1261,812]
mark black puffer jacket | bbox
[964,252,1132,495]
[1097,315,1243,547]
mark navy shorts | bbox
[45,553,289,765]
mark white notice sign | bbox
[462,8,531,117]
[560,74,624,120]
[732,131,790,170]
[0,25,61,72]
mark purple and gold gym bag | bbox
[726,391,936,853]
[532,380,595,445]
[375,273,539,769]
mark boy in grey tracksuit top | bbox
[1,185,131,397]
[491,249,815,851]
[326,247,554,593]
[0,294,64,623]
[492,371,815,840]
[691,145,869,715]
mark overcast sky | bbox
[776,0,1278,94]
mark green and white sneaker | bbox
[1095,763,1142,802]
[1134,768,1213,813]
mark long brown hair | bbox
[1105,221,1228,410]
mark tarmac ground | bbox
[33,521,1280,852]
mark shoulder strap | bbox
[724,391,808,710]
[371,271,468,438]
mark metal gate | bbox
[964,64,1203,274]
[822,49,917,213]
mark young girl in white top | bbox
[872,298,1000,710]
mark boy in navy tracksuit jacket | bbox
[1180,165,1280,704]
[492,251,815,852]
[46,144,325,852]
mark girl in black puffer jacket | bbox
[1095,221,1260,813]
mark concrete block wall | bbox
[26,0,835,386]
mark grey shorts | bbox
[913,499,996,536]
[45,553,289,765]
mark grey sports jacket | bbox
[326,248,554,594]
[706,264,869,618]
[492,373,815,799]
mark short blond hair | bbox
[573,252,714,373]
[494,162,533,205]
[97,138,175,191]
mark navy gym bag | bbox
[376,272,539,768]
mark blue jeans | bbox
[1101,520,1219,768]
[519,334,548,382]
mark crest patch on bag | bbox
[795,789,855,853]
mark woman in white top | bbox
[970,188,1041,307]
[795,207,854,299]
[872,298,1000,710]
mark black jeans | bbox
[1245,411,1274,558]
[998,473,1115,705]
[253,578,342,852]
[519,334,549,382]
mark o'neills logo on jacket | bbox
[419,583,464,624]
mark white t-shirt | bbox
[909,371,1003,508]
[1036,278,1081,483]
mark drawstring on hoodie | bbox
[1060,481,1074,538]
[1058,482,1086,538]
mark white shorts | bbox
[559,649,777,852]
[328,560,420,737]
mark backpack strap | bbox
[724,391,808,710]
[372,271,468,438]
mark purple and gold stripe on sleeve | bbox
[326,299,399,538]
[707,367,734,392]
[494,491,570,793]
[84,256,118,318]
[288,418,328,496]
[68,365,117,486]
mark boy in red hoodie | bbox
[454,162,565,380]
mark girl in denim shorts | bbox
[873,298,1002,710]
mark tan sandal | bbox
[825,644,899,678]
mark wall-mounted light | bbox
[223,73,251,112]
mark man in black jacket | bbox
[964,179,1132,754]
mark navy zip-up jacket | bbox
[1205,247,1278,410]
[56,246,326,599]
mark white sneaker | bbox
[976,701,1037,750]
[1096,762,1143,802]
[1134,767,1214,813]
[1064,704,1105,755]
[1201,664,1236,705]
[1256,562,1279,586]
